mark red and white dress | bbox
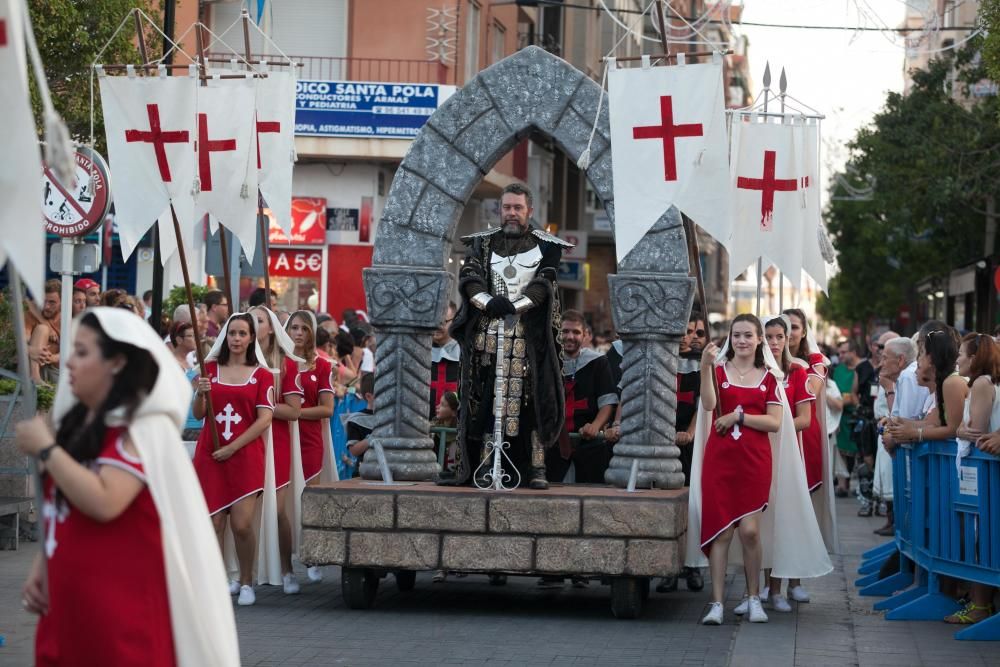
[270,356,304,490]
[801,353,827,491]
[36,427,176,667]
[699,365,782,555]
[193,362,275,515]
[298,356,335,481]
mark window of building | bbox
[492,21,506,64]
[464,0,481,83]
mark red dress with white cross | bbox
[298,355,335,482]
[270,356,305,490]
[784,363,819,489]
[35,426,176,667]
[193,362,275,515]
[699,365,782,556]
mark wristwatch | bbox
[38,444,58,462]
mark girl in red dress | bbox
[17,309,241,667]
[17,312,175,665]
[250,306,303,594]
[287,310,337,582]
[784,307,839,573]
[784,307,828,493]
[193,313,275,606]
[763,314,819,612]
[697,314,783,625]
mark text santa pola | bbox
[297,81,436,110]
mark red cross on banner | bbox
[632,95,704,182]
[125,104,190,183]
[559,379,590,460]
[430,363,458,411]
[256,118,280,169]
[0,19,7,47]
[736,149,798,231]
[197,113,237,192]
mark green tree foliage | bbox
[27,0,158,153]
[819,43,1000,326]
[983,0,1000,83]
[164,284,209,321]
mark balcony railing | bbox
[209,53,450,84]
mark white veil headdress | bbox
[685,318,833,578]
[53,308,240,667]
[206,312,283,586]
[203,311,269,366]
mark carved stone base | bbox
[359,436,440,481]
[301,480,688,577]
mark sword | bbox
[474,314,521,491]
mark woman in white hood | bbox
[17,308,239,667]
[192,312,275,606]
[687,313,833,626]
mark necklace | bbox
[730,362,755,382]
[501,236,518,278]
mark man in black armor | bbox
[441,183,569,490]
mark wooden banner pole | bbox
[242,10,272,300]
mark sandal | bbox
[944,602,994,624]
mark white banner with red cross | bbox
[99,73,198,260]
[0,0,44,299]
[728,119,806,287]
[607,58,730,264]
[255,70,296,237]
[193,77,261,261]
[796,119,827,292]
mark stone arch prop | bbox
[363,46,694,488]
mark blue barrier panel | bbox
[868,440,999,639]
[859,444,917,597]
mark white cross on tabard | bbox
[43,498,69,558]
[216,403,243,441]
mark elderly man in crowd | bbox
[877,335,925,536]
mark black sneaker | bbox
[655,576,678,593]
[571,576,589,589]
[684,568,704,592]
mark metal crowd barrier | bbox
[854,439,1000,640]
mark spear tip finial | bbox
[763,61,771,88]
[779,67,787,94]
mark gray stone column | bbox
[604,211,695,490]
[361,267,453,481]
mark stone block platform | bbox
[300,480,688,577]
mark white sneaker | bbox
[228,579,240,595]
[701,602,724,625]
[748,595,769,623]
[307,566,323,582]
[237,585,256,606]
[788,585,810,603]
[759,586,770,603]
[282,573,300,595]
[771,593,792,612]
[734,596,750,615]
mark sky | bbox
[736,0,911,200]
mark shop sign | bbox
[295,80,456,139]
[269,249,323,277]
[270,197,327,245]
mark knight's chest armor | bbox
[489,246,542,300]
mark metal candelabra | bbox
[474,316,521,491]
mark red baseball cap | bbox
[74,278,100,291]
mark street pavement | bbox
[1,496,998,666]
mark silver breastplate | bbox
[490,246,542,300]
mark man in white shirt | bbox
[877,336,926,535]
